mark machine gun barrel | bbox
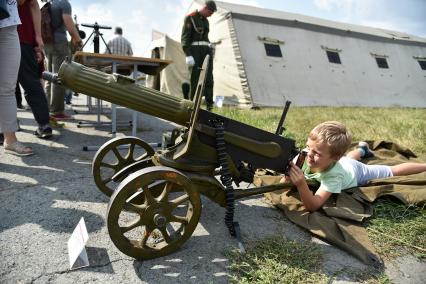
[49,60,194,126]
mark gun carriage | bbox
[44,57,301,260]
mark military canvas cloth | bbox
[254,141,426,266]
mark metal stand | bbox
[78,23,132,146]
[77,22,115,129]
[81,62,162,151]
[81,22,111,54]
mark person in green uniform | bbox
[181,0,216,111]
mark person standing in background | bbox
[181,0,216,111]
[104,26,133,56]
[44,0,82,120]
[0,0,33,156]
[17,0,53,138]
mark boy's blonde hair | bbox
[309,121,352,157]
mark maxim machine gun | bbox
[43,56,302,260]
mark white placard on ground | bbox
[67,217,89,270]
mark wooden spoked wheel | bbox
[92,137,155,196]
[107,166,201,260]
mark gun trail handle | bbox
[275,100,291,136]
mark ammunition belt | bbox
[211,119,236,236]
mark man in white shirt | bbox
[105,26,133,56]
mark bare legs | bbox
[391,163,426,176]
[346,148,426,176]
[4,132,17,145]
[346,149,362,161]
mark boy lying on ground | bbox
[281,121,426,212]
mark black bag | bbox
[40,2,54,43]
[0,0,10,20]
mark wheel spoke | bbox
[165,223,178,238]
[126,189,144,202]
[158,182,173,202]
[120,218,141,233]
[112,147,125,162]
[126,143,136,161]
[102,176,113,184]
[170,194,189,208]
[124,202,147,213]
[100,162,116,169]
[169,215,188,224]
[136,153,149,161]
[140,227,151,247]
[143,186,156,204]
[159,227,173,243]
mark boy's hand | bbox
[280,176,291,183]
[279,176,290,183]
[288,161,306,187]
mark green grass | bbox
[329,267,391,284]
[215,106,426,160]
[225,236,389,284]
[214,106,426,282]
[367,199,426,259]
[225,236,328,284]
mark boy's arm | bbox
[288,162,332,211]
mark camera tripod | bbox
[81,22,112,54]
[77,22,134,148]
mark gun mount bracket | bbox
[174,55,210,160]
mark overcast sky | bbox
[38,0,426,56]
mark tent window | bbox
[264,43,282,57]
[375,57,389,69]
[418,60,426,70]
[326,51,341,64]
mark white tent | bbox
[146,34,190,98]
[148,1,426,108]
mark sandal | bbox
[4,141,33,156]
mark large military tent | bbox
[147,1,426,107]
[146,33,190,98]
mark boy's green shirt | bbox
[302,158,358,193]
